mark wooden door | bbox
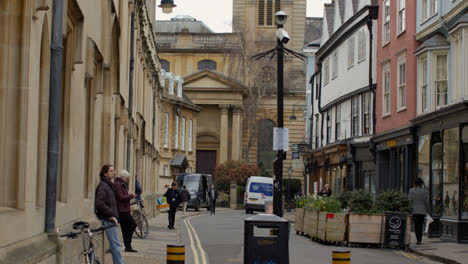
[196,150,217,178]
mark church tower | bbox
[232,0,307,92]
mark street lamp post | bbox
[159,0,176,14]
[273,11,289,217]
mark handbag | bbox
[424,214,434,233]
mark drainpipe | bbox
[366,18,375,136]
[45,0,64,233]
[126,1,136,170]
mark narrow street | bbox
[180,210,441,264]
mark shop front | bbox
[306,143,347,196]
[413,103,468,242]
[346,141,376,194]
[373,126,417,193]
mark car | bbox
[244,176,273,214]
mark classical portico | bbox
[183,70,246,175]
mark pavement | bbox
[108,208,227,264]
[283,210,467,264]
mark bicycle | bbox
[60,221,116,264]
[131,200,149,238]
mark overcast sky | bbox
[156,0,332,32]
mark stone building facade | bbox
[0,0,164,262]
[155,0,309,182]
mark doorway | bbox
[196,150,217,177]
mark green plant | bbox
[304,196,321,211]
[375,190,411,213]
[258,162,273,177]
[348,190,374,213]
[322,196,342,213]
[214,160,259,193]
[295,195,308,208]
[338,191,353,209]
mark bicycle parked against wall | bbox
[131,200,149,238]
[60,221,116,264]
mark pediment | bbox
[183,69,247,95]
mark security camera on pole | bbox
[250,11,306,218]
[273,11,288,217]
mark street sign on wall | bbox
[292,152,300,159]
[291,144,298,151]
[297,143,310,153]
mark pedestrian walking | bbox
[318,184,332,196]
[94,165,126,264]
[208,184,218,215]
[180,185,191,214]
[409,177,430,245]
[164,182,181,229]
[113,170,138,252]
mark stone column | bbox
[219,104,229,163]
[230,180,238,209]
[231,105,243,161]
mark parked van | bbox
[176,173,213,211]
[244,176,273,214]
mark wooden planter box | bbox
[295,208,305,233]
[348,213,384,244]
[303,210,318,238]
[317,212,328,240]
[325,213,347,242]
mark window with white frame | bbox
[164,113,169,148]
[397,0,405,34]
[422,0,437,21]
[383,64,391,115]
[352,96,360,136]
[181,117,186,150]
[383,0,390,44]
[332,51,338,79]
[363,93,370,134]
[397,56,406,110]
[335,104,341,140]
[420,56,428,111]
[348,36,355,68]
[436,54,448,107]
[174,116,179,148]
[358,29,366,62]
[188,120,193,151]
[323,58,330,85]
[163,165,168,176]
[327,110,332,143]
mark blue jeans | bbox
[102,220,125,264]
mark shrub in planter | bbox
[348,190,374,213]
[321,196,342,213]
[338,191,353,209]
[375,190,411,213]
[295,195,308,208]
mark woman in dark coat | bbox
[114,170,137,252]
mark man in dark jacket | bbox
[208,184,218,215]
[180,185,191,214]
[164,182,181,229]
[95,165,125,264]
[114,170,137,252]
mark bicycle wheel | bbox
[132,211,149,239]
[139,213,149,239]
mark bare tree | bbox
[224,24,277,164]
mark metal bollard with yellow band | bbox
[332,250,350,264]
[167,244,185,264]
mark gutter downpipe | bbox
[126,1,136,169]
[45,0,64,233]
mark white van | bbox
[244,176,274,214]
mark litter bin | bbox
[244,214,290,264]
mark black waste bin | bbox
[244,214,290,264]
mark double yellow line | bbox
[184,215,208,264]
[393,250,433,263]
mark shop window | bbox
[417,135,431,186]
[461,125,468,219]
[431,132,443,216]
[443,127,459,218]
